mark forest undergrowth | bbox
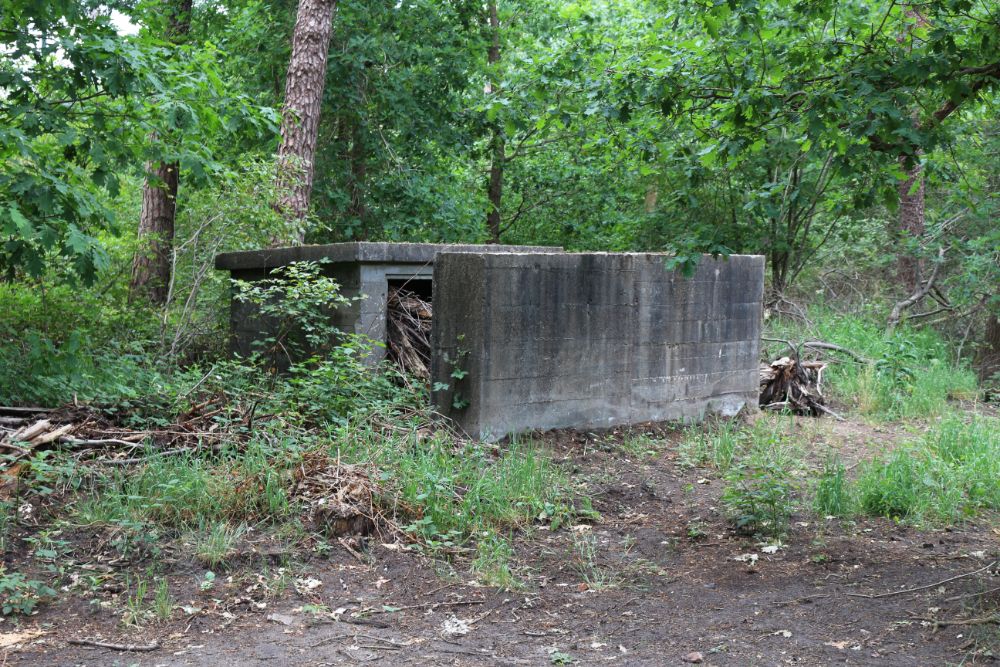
[0,269,996,626]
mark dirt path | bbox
[6,417,999,666]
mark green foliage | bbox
[338,426,571,546]
[0,2,275,283]
[767,307,979,419]
[856,415,1000,523]
[679,418,743,471]
[0,567,56,615]
[472,534,519,589]
[234,261,355,361]
[722,460,796,537]
[813,455,854,518]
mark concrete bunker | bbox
[214,242,559,365]
[215,243,764,440]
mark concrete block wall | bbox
[431,252,764,440]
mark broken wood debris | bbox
[386,286,432,381]
[759,357,829,417]
[291,452,378,537]
[67,638,160,652]
[0,397,262,498]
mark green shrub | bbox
[722,459,796,536]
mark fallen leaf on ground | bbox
[293,577,322,595]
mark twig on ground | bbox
[68,639,160,652]
[907,614,1000,627]
[360,599,484,615]
[771,594,831,606]
[945,585,1000,602]
[846,560,998,599]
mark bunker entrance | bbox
[386,277,433,381]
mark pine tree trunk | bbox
[485,1,503,244]
[130,160,179,305]
[896,155,926,293]
[979,306,1000,384]
[274,0,338,245]
[129,0,191,305]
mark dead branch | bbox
[68,638,160,652]
[0,406,54,415]
[846,559,997,599]
[386,287,432,381]
[887,246,946,332]
[762,338,870,364]
[906,614,1000,627]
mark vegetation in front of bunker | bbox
[765,307,980,421]
[686,410,1000,535]
[0,265,575,614]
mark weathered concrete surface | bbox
[218,242,561,362]
[431,252,764,440]
[215,242,555,271]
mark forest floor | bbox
[4,411,1000,666]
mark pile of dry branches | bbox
[386,286,432,380]
[291,452,378,537]
[759,357,830,417]
[758,338,866,419]
[0,398,259,498]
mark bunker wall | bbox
[431,252,764,440]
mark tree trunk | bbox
[485,1,503,244]
[274,0,338,244]
[979,306,1000,384]
[130,160,179,305]
[896,154,926,293]
[129,0,192,305]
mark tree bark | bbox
[896,154,926,293]
[274,0,338,244]
[485,1,503,244]
[979,306,1000,384]
[129,0,192,305]
[130,159,179,305]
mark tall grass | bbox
[767,307,979,419]
[856,415,1000,523]
[336,425,570,542]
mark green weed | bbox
[0,567,56,615]
[471,534,519,589]
[855,415,1000,523]
[813,455,853,517]
[154,579,173,621]
[189,521,246,568]
[122,577,149,627]
[571,532,622,590]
